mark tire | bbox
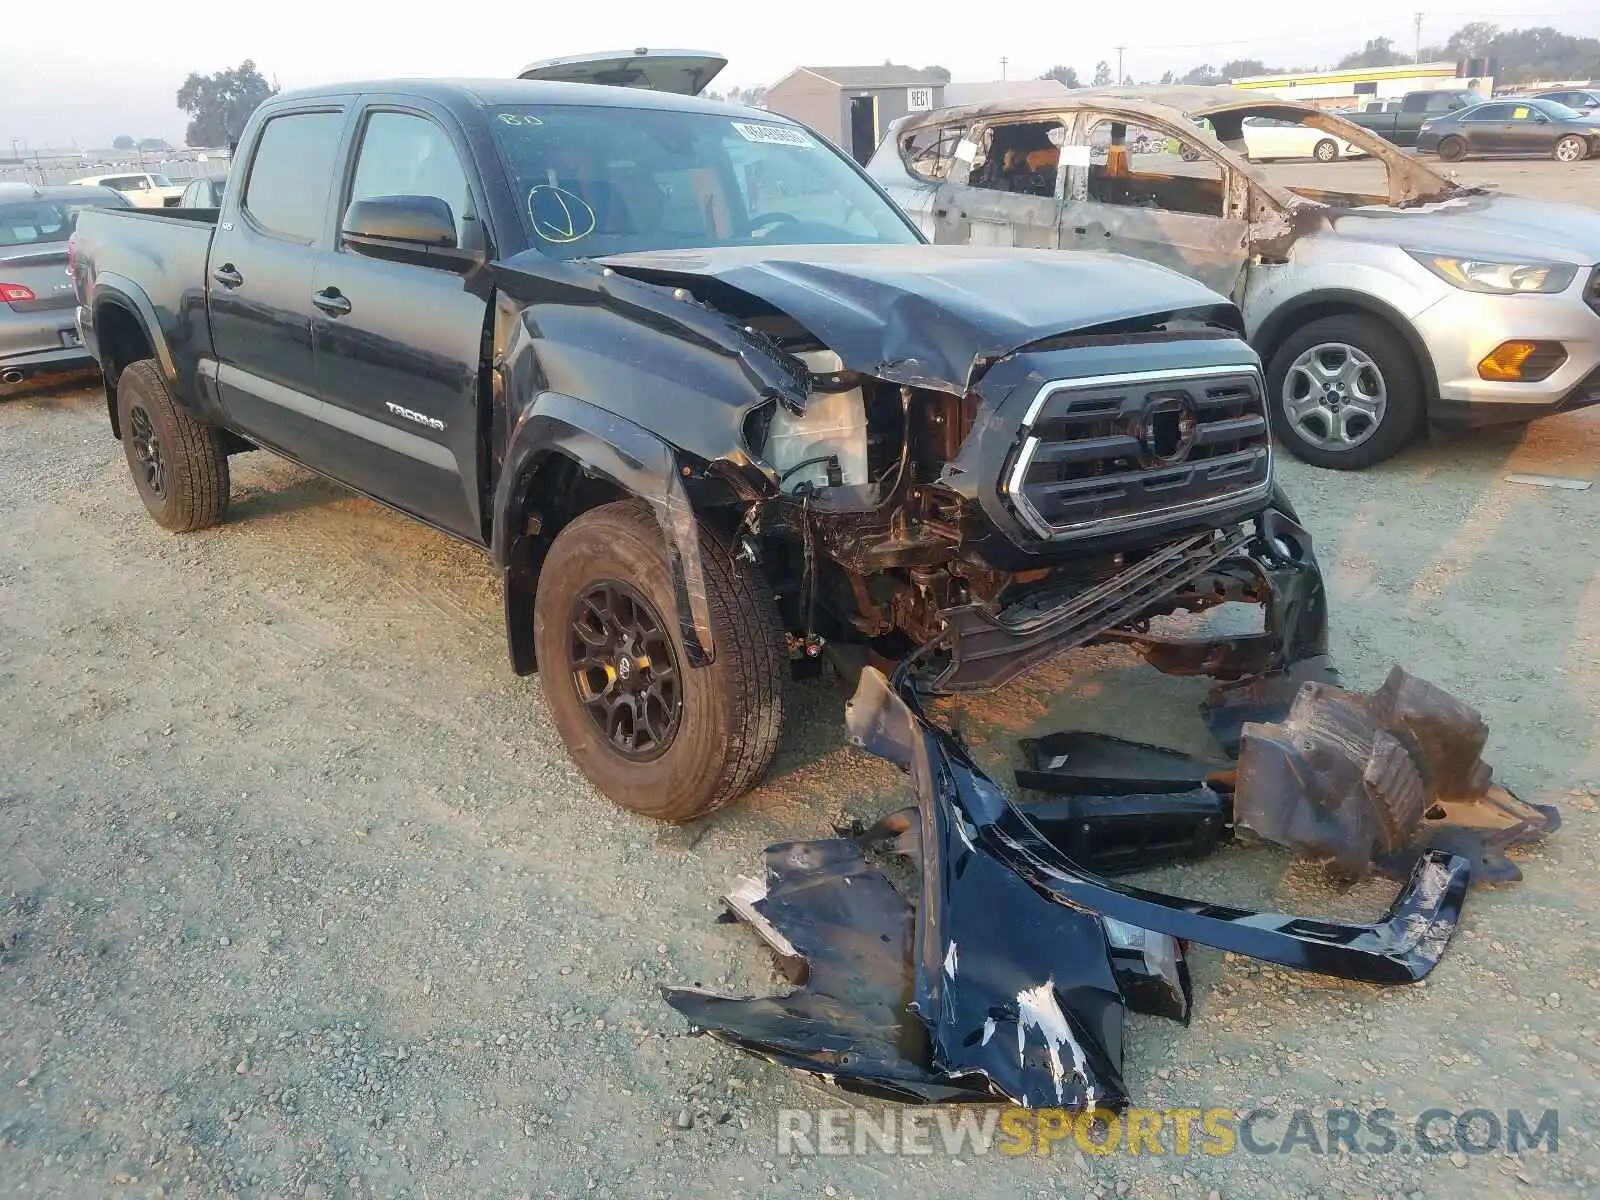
[1437,136,1466,163]
[532,499,786,821]
[1313,139,1338,163]
[1554,135,1588,163]
[1264,314,1425,471]
[115,358,230,531]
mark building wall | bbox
[1230,62,1493,108]
[833,84,945,161]
[766,72,844,143]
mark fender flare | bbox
[92,273,178,437]
[492,391,717,676]
[1250,288,1440,407]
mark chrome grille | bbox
[1004,364,1272,539]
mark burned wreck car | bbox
[74,69,1313,822]
[868,85,1600,469]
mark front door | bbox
[1060,114,1248,298]
[1503,104,1554,155]
[932,117,1067,249]
[209,106,349,469]
[309,103,490,540]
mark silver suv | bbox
[2,183,131,388]
[867,86,1600,469]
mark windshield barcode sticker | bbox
[731,121,811,147]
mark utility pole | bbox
[1000,56,1008,80]
[1414,12,1424,62]
[1116,45,1127,84]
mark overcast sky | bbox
[6,0,1600,147]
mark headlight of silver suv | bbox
[1407,251,1578,295]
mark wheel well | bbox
[1254,295,1438,410]
[503,452,629,675]
[96,301,155,438]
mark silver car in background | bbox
[867,86,1600,469]
[2,184,132,388]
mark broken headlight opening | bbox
[661,503,1555,1110]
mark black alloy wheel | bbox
[569,580,682,760]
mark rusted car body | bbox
[868,86,1600,469]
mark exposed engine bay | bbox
[598,244,1278,693]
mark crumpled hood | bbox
[1332,192,1600,264]
[597,243,1239,394]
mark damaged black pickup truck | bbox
[74,74,1298,820]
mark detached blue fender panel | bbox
[493,391,716,675]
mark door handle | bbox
[312,287,351,317]
[212,264,243,289]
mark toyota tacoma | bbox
[71,63,1311,821]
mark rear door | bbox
[516,50,726,96]
[1459,103,1514,153]
[208,103,352,468]
[1060,112,1248,297]
[307,99,491,539]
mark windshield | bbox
[1530,98,1584,120]
[0,195,128,247]
[487,104,919,258]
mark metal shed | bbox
[765,66,948,162]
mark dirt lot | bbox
[3,160,1599,1200]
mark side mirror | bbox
[341,195,483,271]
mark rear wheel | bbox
[115,358,230,531]
[532,499,786,821]
[1313,139,1339,163]
[1554,135,1588,163]
[1265,314,1425,470]
[1437,136,1466,163]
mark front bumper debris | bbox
[663,666,1472,1110]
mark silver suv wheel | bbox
[1281,342,1388,451]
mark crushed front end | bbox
[735,311,1291,690]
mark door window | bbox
[968,121,1064,196]
[243,111,345,242]
[104,175,149,190]
[347,111,475,248]
[1462,104,1513,123]
[1084,118,1226,218]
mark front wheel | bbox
[1437,136,1466,162]
[1265,314,1425,470]
[1313,139,1339,163]
[1554,135,1588,163]
[532,499,786,821]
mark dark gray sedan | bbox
[1417,97,1600,162]
[2,184,131,387]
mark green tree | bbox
[920,65,952,83]
[112,135,136,151]
[1336,37,1411,69]
[176,60,279,148]
[1041,65,1082,88]
[1093,60,1113,87]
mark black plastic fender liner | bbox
[846,665,1471,989]
[491,391,716,668]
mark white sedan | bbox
[69,172,186,209]
[1239,117,1365,162]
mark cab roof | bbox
[266,77,764,120]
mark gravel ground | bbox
[4,166,1600,1200]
